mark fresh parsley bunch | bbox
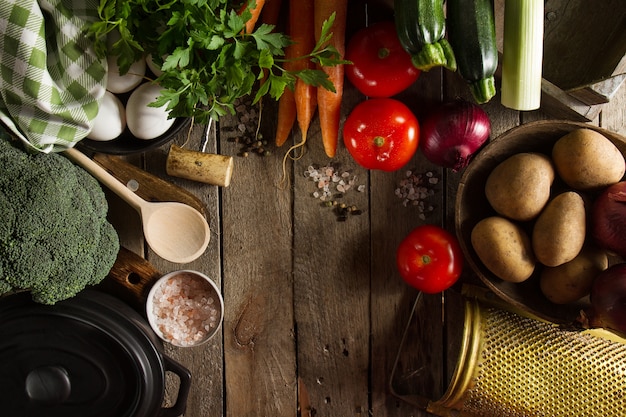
[88,0,344,124]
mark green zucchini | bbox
[394,0,457,72]
[446,0,498,103]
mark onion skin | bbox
[590,181,626,258]
[582,263,626,337]
[419,100,491,172]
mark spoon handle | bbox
[64,148,145,212]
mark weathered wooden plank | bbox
[290,73,372,417]
[219,97,297,417]
[357,3,437,416]
[368,72,450,417]
[384,53,525,415]
[287,3,371,415]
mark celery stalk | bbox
[501,0,544,111]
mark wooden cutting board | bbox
[93,153,209,218]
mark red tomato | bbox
[343,98,419,172]
[396,225,464,294]
[345,21,420,97]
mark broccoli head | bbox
[0,136,120,304]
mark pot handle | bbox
[158,355,192,417]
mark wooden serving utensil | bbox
[65,148,210,264]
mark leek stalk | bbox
[501,0,544,110]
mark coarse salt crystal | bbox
[151,273,221,347]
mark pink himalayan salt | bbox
[151,272,221,347]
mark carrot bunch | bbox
[243,0,348,159]
[273,0,347,158]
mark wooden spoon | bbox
[65,148,210,264]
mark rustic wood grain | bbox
[220,96,296,417]
[106,1,626,416]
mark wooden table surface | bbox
[100,1,626,416]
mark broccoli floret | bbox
[0,136,120,304]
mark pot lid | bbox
[0,291,165,417]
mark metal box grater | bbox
[391,287,626,416]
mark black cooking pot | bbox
[0,290,191,417]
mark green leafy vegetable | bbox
[88,0,346,123]
[0,134,120,305]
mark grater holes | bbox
[457,305,626,416]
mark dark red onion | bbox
[581,263,626,337]
[419,99,491,171]
[591,181,626,258]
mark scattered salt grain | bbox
[151,273,222,347]
[395,170,440,218]
[304,163,365,221]
[304,164,362,202]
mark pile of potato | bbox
[470,128,626,304]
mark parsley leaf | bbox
[87,0,347,124]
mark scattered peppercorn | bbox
[221,98,271,157]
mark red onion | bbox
[591,181,626,257]
[419,99,491,171]
[580,263,626,337]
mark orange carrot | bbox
[276,0,317,147]
[294,79,317,143]
[239,0,266,34]
[275,87,297,146]
[314,0,348,158]
[291,0,317,143]
[274,2,298,147]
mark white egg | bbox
[126,82,176,140]
[87,91,126,141]
[107,56,146,94]
[146,54,165,77]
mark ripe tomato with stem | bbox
[343,98,419,172]
[345,20,420,97]
[396,225,464,293]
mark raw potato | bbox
[552,128,626,190]
[485,152,554,221]
[539,246,608,304]
[471,216,535,283]
[532,191,586,267]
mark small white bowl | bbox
[146,270,224,347]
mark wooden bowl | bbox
[455,120,626,324]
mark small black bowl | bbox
[78,116,191,155]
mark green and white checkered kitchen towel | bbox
[0,0,106,153]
